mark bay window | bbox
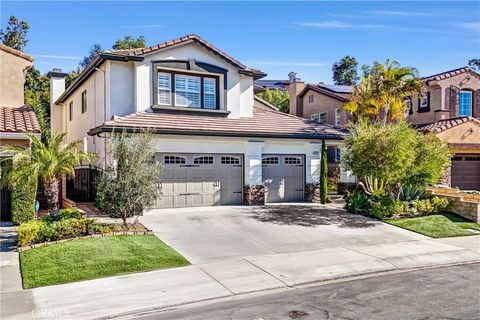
[156,70,219,109]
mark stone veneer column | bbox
[439,164,452,187]
[243,141,265,205]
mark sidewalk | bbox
[30,237,479,320]
[0,223,35,320]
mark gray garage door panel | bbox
[262,155,304,203]
[451,155,480,190]
[155,154,243,208]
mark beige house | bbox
[288,67,480,190]
[0,44,41,219]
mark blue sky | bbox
[2,1,479,83]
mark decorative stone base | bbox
[439,165,451,187]
[243,185,265,206]
[305,183,320,203]
[428,187,480,222]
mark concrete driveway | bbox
[140,204,427,264]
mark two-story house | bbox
[289,67,480,190]
[49,34,347,208]
[0,44,41,218]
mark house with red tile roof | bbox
[49,34,348,208]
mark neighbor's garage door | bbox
[451,155,480,190]
[155,154,243,208]
[262,155,304,203]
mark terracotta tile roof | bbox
[422,66,480,84]
[0,106,41,133]
[0,44,34,62]
[105,34,263,75]
[299,84,350,102]
[89,97,347,140]
[414,116,480,133]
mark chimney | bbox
[47,68,68,134]
[288,72,305,117]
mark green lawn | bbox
[386,212,480,238]
[20,235,190,288]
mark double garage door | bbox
[155,153,305,208]
[155,154,244,208]
[451,155,480,190]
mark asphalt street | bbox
[132,263,480,320]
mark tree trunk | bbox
[383,101,389,125]
[44,179,60,218]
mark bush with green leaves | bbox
[256,89,289,113]
[342,120,451,192]
[344,191,371,214]
[17,220,45,247]
[395,197,450,218]
[43,208,83,223]
[96,131,163,226]
[11,177,37,225]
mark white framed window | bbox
[175,74,200,108]
[204,78,216,109]
[319,112,327,125]
[158,73,171,105]
[262,157,279,165]
[334,108,341,126]
[420,94,429,108]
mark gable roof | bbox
[88,97,347,140]
[254,79,289,92]
[422,66,480,85]
[54,34,265,104]
[317,84,353,94]
[105,34,265,78]
[0,106,41,134]
[299,84,350,102]
[414,116,480,133]
[0,44,34,62]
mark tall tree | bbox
[256,90,289,113]
[319,140,329,204]
[468,58,480,71]
[1,133,93,218]
[343,76,381,122]
[0,16,30,50]
[332,55,359,85]
[112,35,146,50]
[25,66,51,141]
[79,43,103,69]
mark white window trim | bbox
[420,94,428,108]
[203,77,216,109]
[175,74,201,108]
[157,72,171,106]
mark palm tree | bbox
[343,76,381,122]
[1,133,93,218]
[370,59,424,125]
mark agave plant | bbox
[358,175,387,197]
[397,184,426,201]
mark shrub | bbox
[396,197,450,218]
[17,220,45,247]
[43,208,83,223]
[345,191,371,214]
[370,196,402,219]
[11,178,37,225]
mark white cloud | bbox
[37,55,81,60]
[294,21,383,29]
[247,60,327,67]
[455,22,480,31]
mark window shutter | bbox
[475,89,480,118]
[449,85,460,117]
[426,92,430,108]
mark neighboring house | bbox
[253,79,289,94]
[288,72,352,177]
[289,67,480,190]
[48,34,347,208]
[411,67,480,190]
[0,44,41,219]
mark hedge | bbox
[11,178,37,225]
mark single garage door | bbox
[262,155,304,203]
[155,154,243,208]
[451,155,480,190]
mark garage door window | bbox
[193,156,214,164]
[262,157,279,165]
[465,156,480,161]
[284,157,301,165]
[221,156,240,164]
[164,156,186,164]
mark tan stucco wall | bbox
[301,91,348,126]
[436,121,480,154]
[0,50,32,106]
[408,73,480,125]
[0,138,29,147]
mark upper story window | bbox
[156,70,219,109]
[334,108,341,126]
[69,101,73,121]
[459,90,473,116]
[308,95,314,103]
[81,90,87,114]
